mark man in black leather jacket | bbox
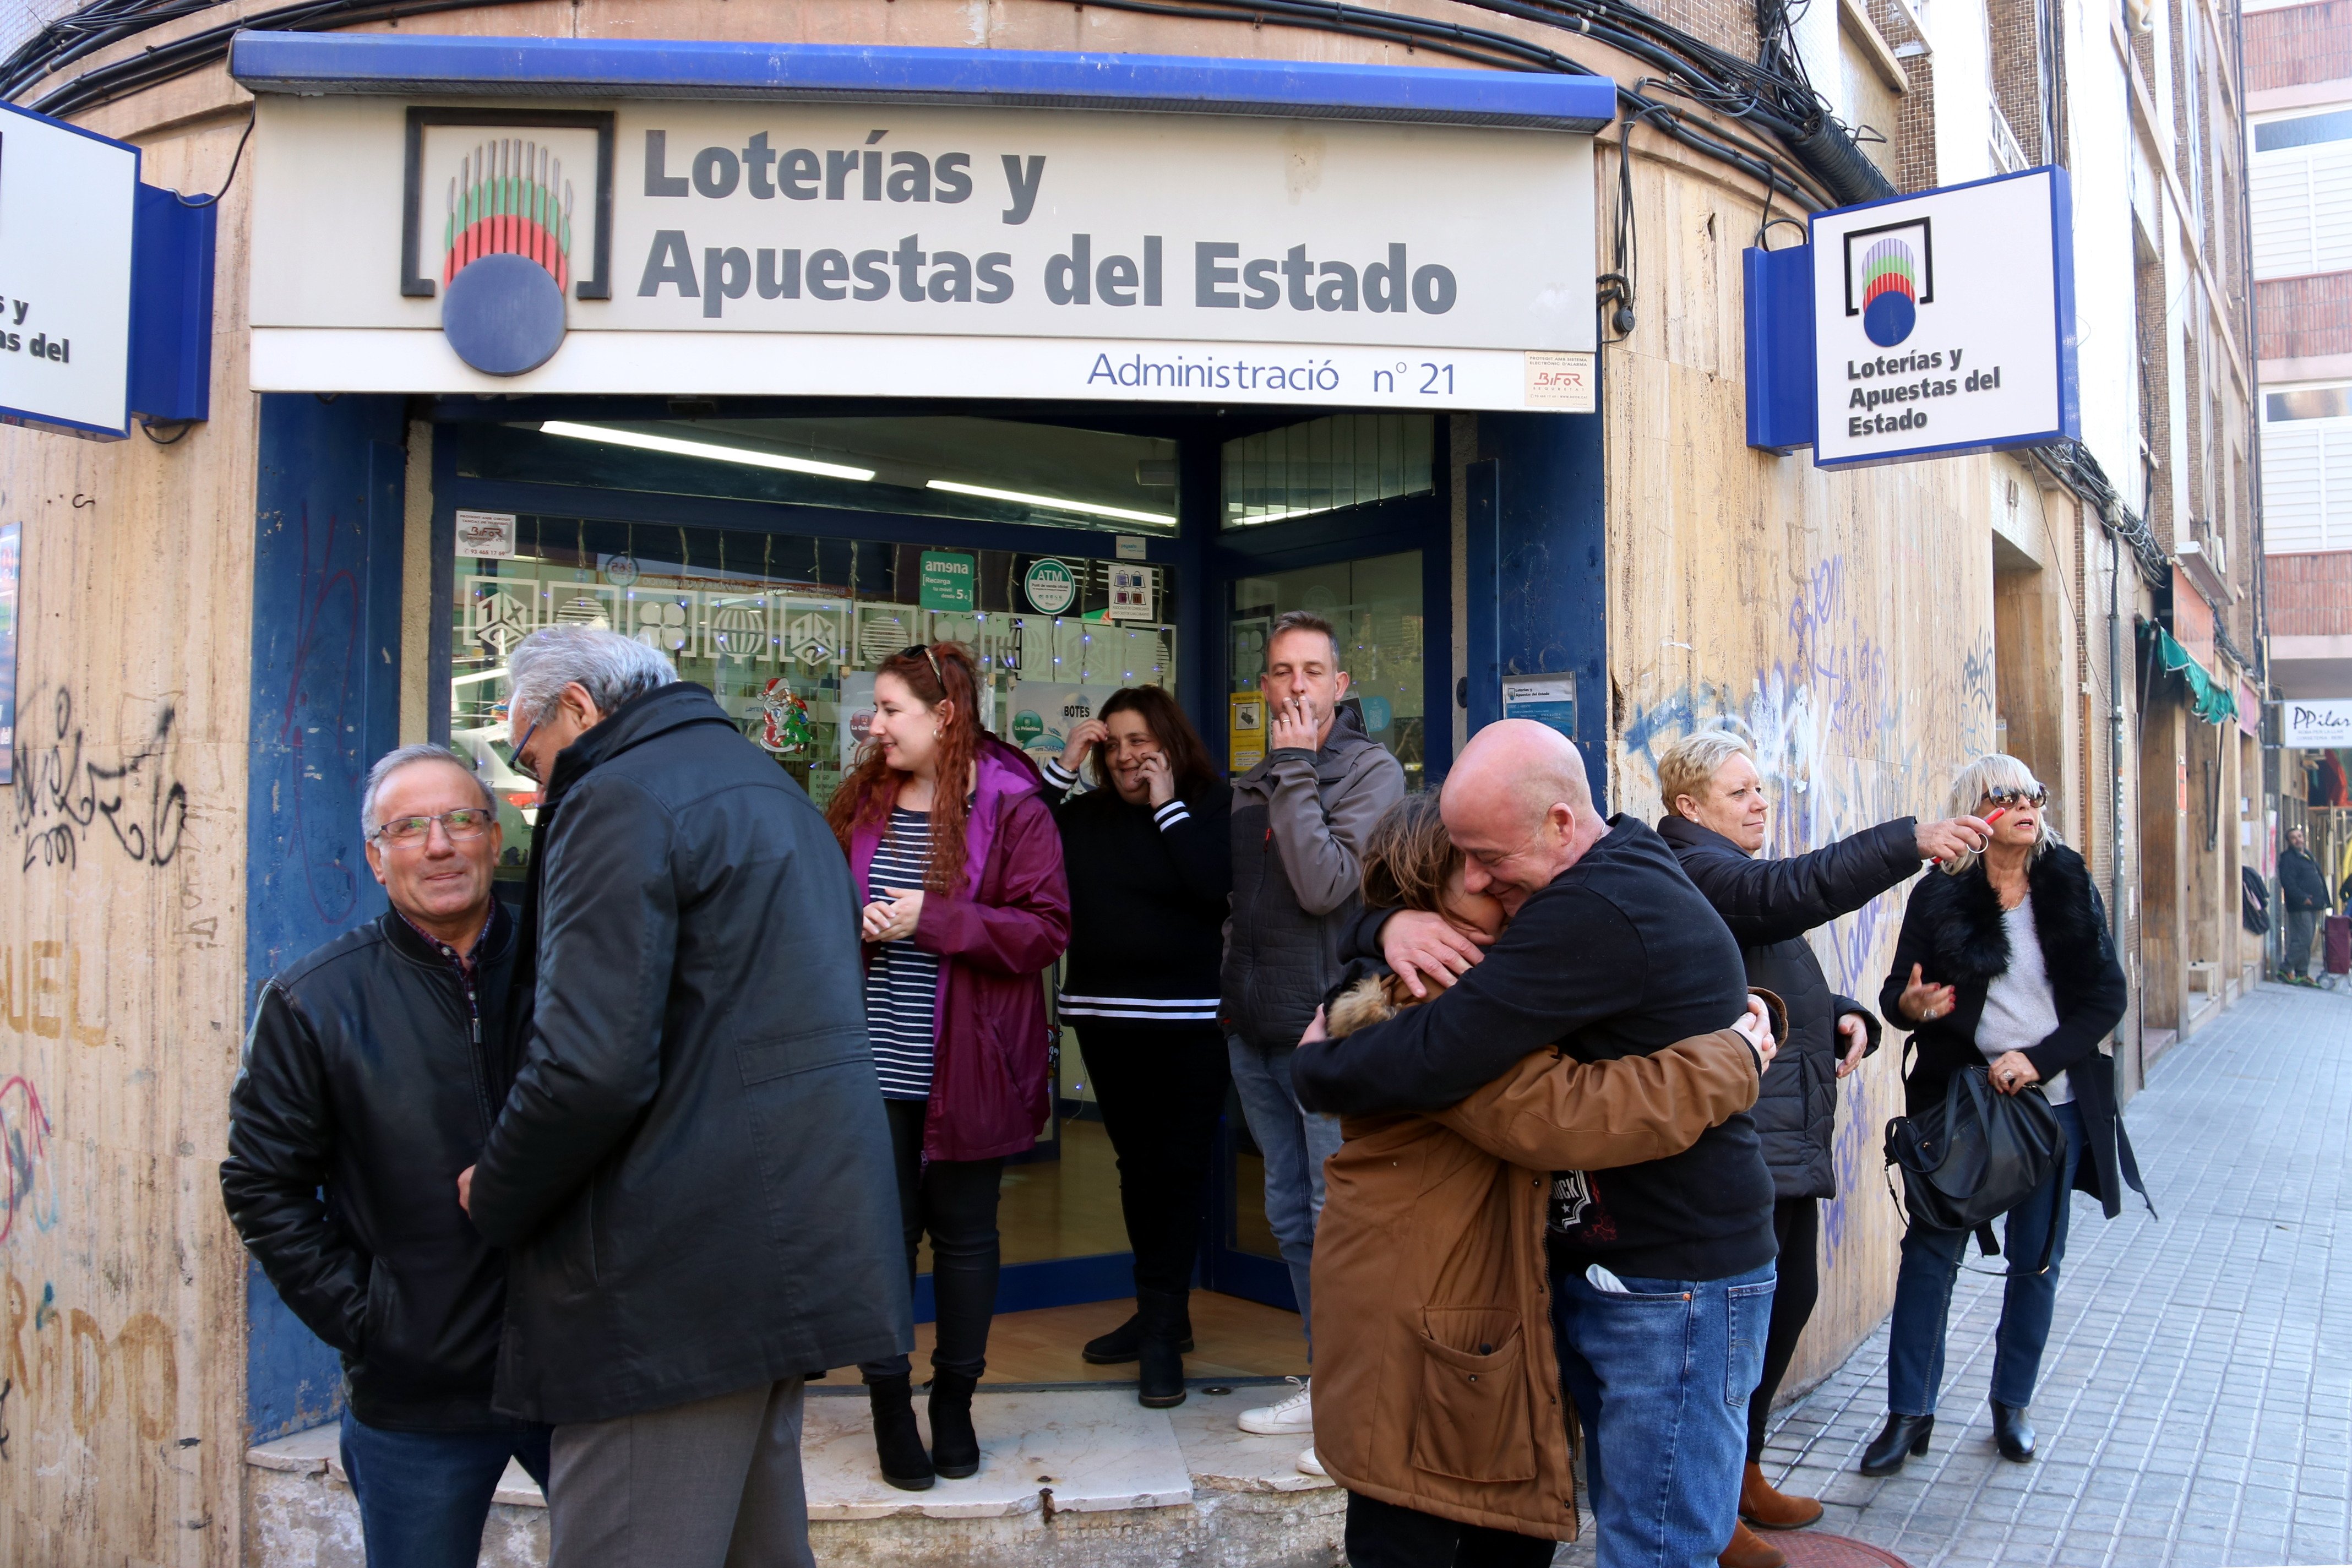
[459,625,908,1568]
[1651,728,1987,1568]
[223,743,550,1568]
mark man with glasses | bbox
[224,744,548,1568]
[460,625,906,1568]
[1297,720,1776,1568]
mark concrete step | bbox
[246,1382,1342,1567]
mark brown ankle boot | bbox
[1718,1520,1788,1568]
[1740,1461,1824,1529]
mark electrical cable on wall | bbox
[0,0,1888,214]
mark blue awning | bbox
[226,32,1617,133]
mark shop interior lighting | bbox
[451,666,509,688]
[539,422,876,482]
[925,480,1174,526]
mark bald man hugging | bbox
[1293,721,1778,1568]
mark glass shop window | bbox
[1219,413,1434,527]
[450,515,1179,878]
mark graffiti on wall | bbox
[0,1077,55,1247]
[0,944,107,1049]
[7,688,188,874]
[1622,557,1994,1266]
[2,1271,178,1457]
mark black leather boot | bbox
[1991,1401,2037,1461]
[1859,1413,1935,1476]
[928,1368,982,1479]
[1136,1287,1190,1409]
[865,1375,935,1491]
[1083,1307,1195,1364]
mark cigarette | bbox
[1984,807,2009,826]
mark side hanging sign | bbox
[1744,166,2079,467]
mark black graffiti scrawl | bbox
[9,688,188,873]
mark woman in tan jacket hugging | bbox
[1300,796,1775,1567]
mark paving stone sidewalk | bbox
[1745,981,2352,1568]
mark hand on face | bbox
[1059,718,1108,774]
[1099,711,1171,805]
[1379,908,1493,1000]
[1261,627,1346,754]
[1267,693,1322,753]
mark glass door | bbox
[1195,414,1451,1309]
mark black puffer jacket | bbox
[2280,846,2331,912]
[468,682,910,1424]
[1879,842,2147,1219]
[1657,814,1920,1200]
[222,905,525,1431]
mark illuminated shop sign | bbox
[238,39,1605,411]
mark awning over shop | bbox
[2153,627,2239,727]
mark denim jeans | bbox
[1552,1256,1776,1568]
[340,1411,552,1568]
[1887,1100,2084,1415]
[1227,1036,1344,1348]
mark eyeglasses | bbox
[509,714,543,782]
[901,644,946,685]
[372,808,496,847]
[1984,784,2049,808]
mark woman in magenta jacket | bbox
[825,641,1070,1493]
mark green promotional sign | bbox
[919,551,976,612]
[1011,709,1045,745]
[1023,557,1079,614]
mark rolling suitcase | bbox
[2326,913,2351,978]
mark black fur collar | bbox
[1919,842,2105,985]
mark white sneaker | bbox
[1296,1444,1325,1477]
[1239,1377,1313,1434]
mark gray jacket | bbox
[1222,706,1407,1052]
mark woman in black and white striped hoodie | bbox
[1041,685,1232,1408]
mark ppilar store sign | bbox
[1745,166,2078,465]
[247,92,1598,411]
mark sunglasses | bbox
[901,644,946,685]
[1984,784,2049,808]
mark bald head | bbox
[1440,721,1609,912]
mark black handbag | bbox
[1885,1065,2068,1271]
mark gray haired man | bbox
[456,626,909,1568]
[224,744,549,1568]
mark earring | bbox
[933,727,943,739]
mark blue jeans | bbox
[1553,1257,1776,1568]
[1227,1036,1344,1349]
[1887,1099,2084,1415]
[340,1411,553,1568]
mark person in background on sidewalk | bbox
[2279,826,2331,983]
[462,627,908,1568]
[1299,793,1778,1568]
[1300,720,1777,1568]
[827,642,1071,1490]
[1042,687,1232,1408]
[1864,755,2146,1478]
[1652,729,1991,1568]
[224,745,546,1568]
[1222,608,1407,1463]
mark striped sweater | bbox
[1040,759,1232,1025]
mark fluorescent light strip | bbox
[925,480,1173,526]
[539,421,875,482]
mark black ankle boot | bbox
[866,1375,935,1491]
[1083,1307,1196,1364]
[1135,1287,1190,1409]
[928,1368,982,1479]
[1859,1413,1935,1476]
[1991,1401,2037,1462]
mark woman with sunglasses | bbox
[1864,754,2145,1477]
[824,643,1071,1492]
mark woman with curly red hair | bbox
[823,642,1070,1494]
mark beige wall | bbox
[0,98,259,1566]
[1599,132,1996,1393]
